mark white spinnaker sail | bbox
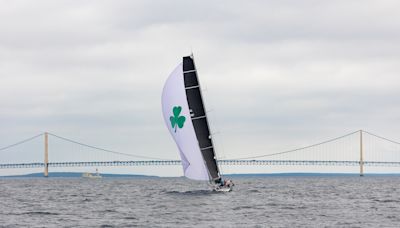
[162,63,209,181]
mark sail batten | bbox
[200,146,214,150]
[185,85,200,90]
[191,115,206,120]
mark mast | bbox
[182,55,222,183]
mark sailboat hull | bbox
[214,185,233,192]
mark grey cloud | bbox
[1,1,400,175]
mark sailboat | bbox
[162,55,234,192]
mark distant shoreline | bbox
[2,172,400,178]
[0,172,158,178]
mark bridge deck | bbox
[1,160,400,169]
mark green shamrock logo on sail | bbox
[170,106,186,132]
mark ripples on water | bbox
[1,176,400,227]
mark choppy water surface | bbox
[1,176,400,227]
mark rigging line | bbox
[363,130,400,146]
[0,133,44,152]
[47,132,168,160]
[231,130,360,160]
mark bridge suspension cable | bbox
[231,130,360,160]
[363,130,400,146]
[47,132,168,160]
[0,133,44,152]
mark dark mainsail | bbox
[183,55,221,183]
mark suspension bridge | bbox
[1,130,400,177]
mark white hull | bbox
[82,172,102,179]
[214,185,233,192]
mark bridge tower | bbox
[359,130,364,177]
[44,132,49,177]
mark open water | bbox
[1,176,400,227]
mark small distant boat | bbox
[162,55,234,192]
[82,169,102,179]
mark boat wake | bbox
[162,189,217,196]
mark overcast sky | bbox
[1,1,400,175]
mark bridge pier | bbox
[44,132,49,177]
